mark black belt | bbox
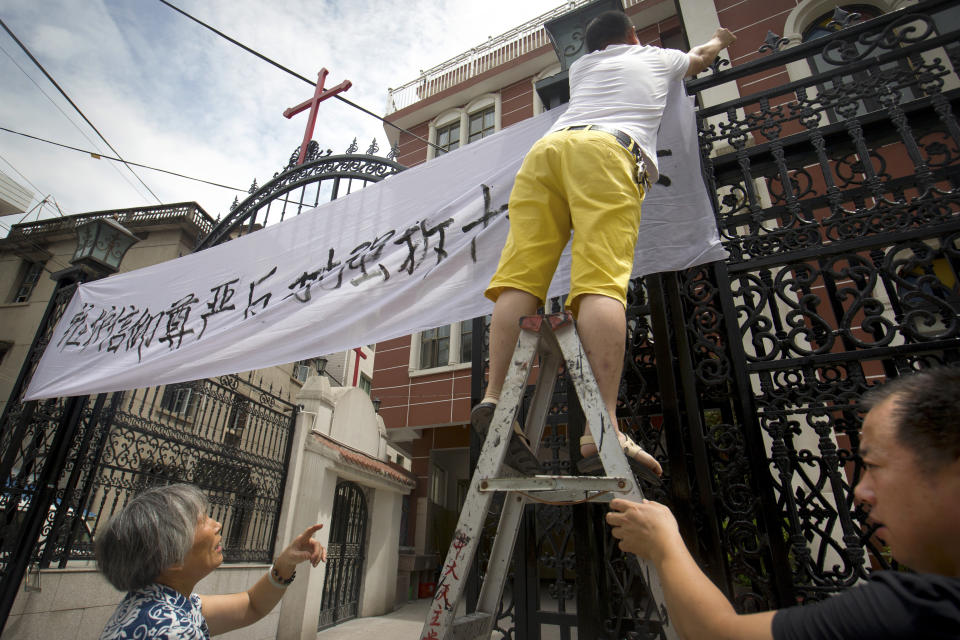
[561,125,642,158]
[561,125,649,187]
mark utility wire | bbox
[0,16,163,204]
[17,196,50,224]
[49,196,67,218]
[157,0,443,154]
[1,127,342,212]
[0,41,154,204]
[0,126,248,192]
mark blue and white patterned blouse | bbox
[99,583,209,639]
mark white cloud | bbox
[1,0,562,232]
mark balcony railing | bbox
[385,0,647,114]
[6,202,214,239]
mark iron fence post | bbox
[38,393,108,569]
[711,260,795,606]
[0,394,88,633]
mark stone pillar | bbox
[359,489,402,616]
[276,376,337,640]
[276,453,337,640]
[675,0,743,155]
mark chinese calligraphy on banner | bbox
[25,81,725,400]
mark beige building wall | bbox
[2,565,278,640]
[0,205,210,414]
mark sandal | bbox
[470,402,542,475]
[577,433,661,485]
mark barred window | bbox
[224,395,249,447]
[159,383,197,418]
[11,261,45,303]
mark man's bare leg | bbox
[482,288,539,405]
[577,294,662,476]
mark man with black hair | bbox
[474,10,736,477]
[607,367,960,639]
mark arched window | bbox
[798,5,894,119]
[426,94,501,160]
[436,120,461,155]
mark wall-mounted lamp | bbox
[71,217,140,276]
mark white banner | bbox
[24,82,726,400]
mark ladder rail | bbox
[554,319,676,636]
[552,320,644,502]
[472,323,566,636]
[420,329,539,639]
[424,313,677,640]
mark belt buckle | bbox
[635,157,650,189]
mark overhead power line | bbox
[0,41,156,203]
[157,0,443,154]
[1,127,349,212]
[0,126,248,192]
[0,16,163,204]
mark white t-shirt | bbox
[549,43,690,180]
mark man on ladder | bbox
[420,12,738,640]
[474,10,736,478]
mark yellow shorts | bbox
[485,129,645,311]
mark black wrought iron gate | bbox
[318,481,369,630]
[471,2,960,637]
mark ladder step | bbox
[450,612,493,640]
[478,475,632,493]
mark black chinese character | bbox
[158,293,199,350]
[245,267,278,319]
[199,278,239,338]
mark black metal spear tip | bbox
[287,145,301,167]
[346,137,359,154]
[230,196,238,211]
[707,56,731,74]
[758,30,790,55]
[387,143,399,160]
[248,179,258,194]
[366,138,379,155]
[827,7,861,31]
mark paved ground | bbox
[314,595,575,639]
[315,598,434,639]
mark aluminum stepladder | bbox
[420,312,676,640]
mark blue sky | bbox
[0,0,562,232]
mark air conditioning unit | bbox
[293,363,312,382]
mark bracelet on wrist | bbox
[268,565,296,588]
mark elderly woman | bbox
[96,484,326,639]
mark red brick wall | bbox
[501,77,534,128]
[373,337,472,431]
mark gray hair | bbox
[861,367,960,469]
[96,483,209,591]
